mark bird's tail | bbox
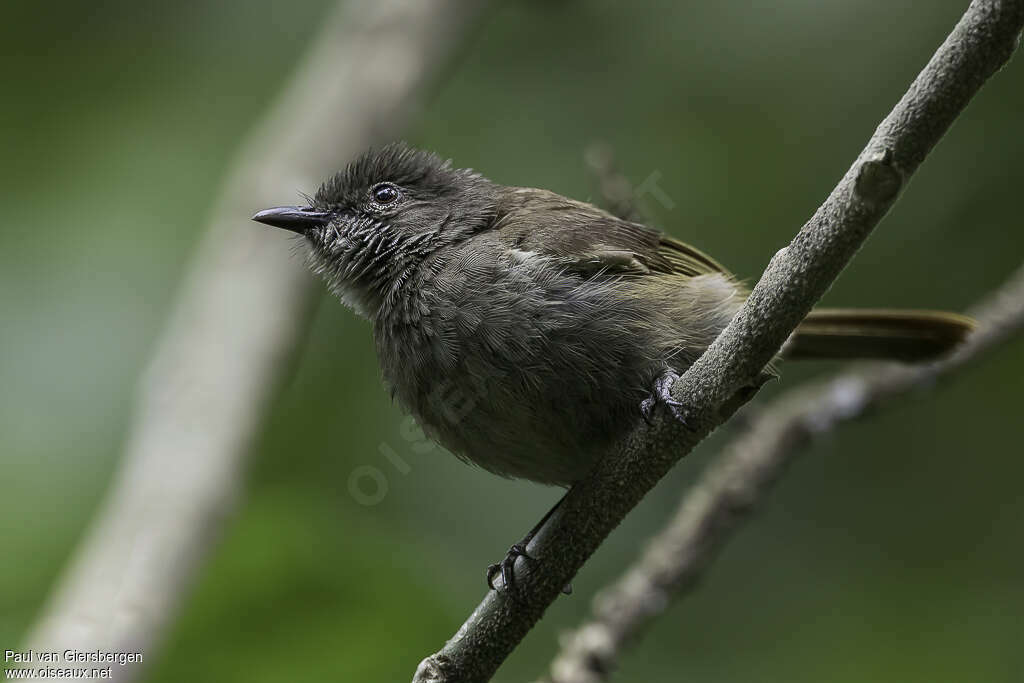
[783,308,976,362]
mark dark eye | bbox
[371,183,400,206]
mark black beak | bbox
[251,206,331,234]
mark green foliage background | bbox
[1,1,1022,680]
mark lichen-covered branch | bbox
[543,263,1024,683]
[413,3,1024,681]
[23,1,490,681]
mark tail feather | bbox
[783,308,976,362]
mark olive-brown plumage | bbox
[253,143,974,487]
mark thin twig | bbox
[23,1,490,681]
[413,3,1024,681]
[544,263,1024,683]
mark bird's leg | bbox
[487,494,573,595]
[640,369,687,424]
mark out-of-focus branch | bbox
[24,1,490,680]
[543,263,1024,683]
[413,3,1024,681]
[583,143,644,222]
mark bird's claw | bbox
[486,543,536,592]
[641,371,687,425]
[485,544,574,595]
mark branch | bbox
[23,1,490,680]
[543,263,1024,683]
[413,3,1024,681]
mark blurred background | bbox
[1,0,1022,681]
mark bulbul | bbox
[253,143,973,589]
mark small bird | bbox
[253,143,973,589]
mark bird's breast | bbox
[368,254,668,485]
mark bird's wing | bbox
[493,188,729,279]
[654,234,729,278]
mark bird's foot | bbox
[486,496,574,595]
[640,370,687,425]
[486,543,536,592]
[485,544,573,595]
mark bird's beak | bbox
[251,206,331,234]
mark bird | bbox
[252,142,974,590]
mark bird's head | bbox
[253,142,500,318]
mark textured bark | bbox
[544,264,1024,683]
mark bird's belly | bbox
[377,271,742,486]
[379,298,663,485]
[401,346,651,486]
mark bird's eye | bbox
[371,183,400,206]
